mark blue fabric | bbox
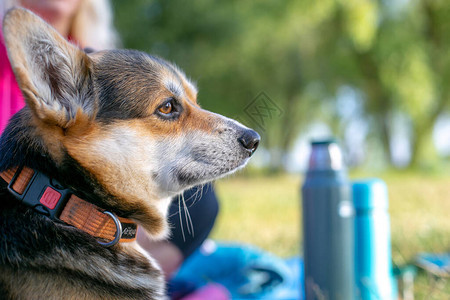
[416,253,450,277]
[170,241,304,299]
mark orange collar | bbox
[1,166,137,247]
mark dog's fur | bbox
[0,8,259,299]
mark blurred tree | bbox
[335,0,450,168]
[111,0,450,169]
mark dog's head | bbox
[2,8,259,237]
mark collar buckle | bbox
[7,166,71,220]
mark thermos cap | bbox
[308,139,343,171]
[352,179,389,210]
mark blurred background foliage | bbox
[111,0,450,172]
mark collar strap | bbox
[0,167,138,246]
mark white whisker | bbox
[182,193,194,237]
[187,185,202,208]
[178,195,186,242]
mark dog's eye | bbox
[156,98,181,120]
[158,101,174,115]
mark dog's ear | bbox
[2,8,97,129]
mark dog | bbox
[0,8,259,299]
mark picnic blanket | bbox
[169,240,303,300]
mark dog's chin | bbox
[158,156,250,197]
[179,159,248,185]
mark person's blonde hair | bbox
[1,0,119,49]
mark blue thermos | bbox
[302,140,355,300]
[353,179,397,299]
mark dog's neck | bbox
[0,109,124,211]
[0,109,168,238]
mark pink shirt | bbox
[0,27,25,133]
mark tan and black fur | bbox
[0,8,259,299]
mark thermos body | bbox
[302,141,355,300]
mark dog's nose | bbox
[238,129,260,156]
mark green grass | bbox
[212,174,300,257]
[211,171,450,299]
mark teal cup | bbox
[352,179,397,299]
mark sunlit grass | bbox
[211,171,450,299]
[212,174,301,257]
